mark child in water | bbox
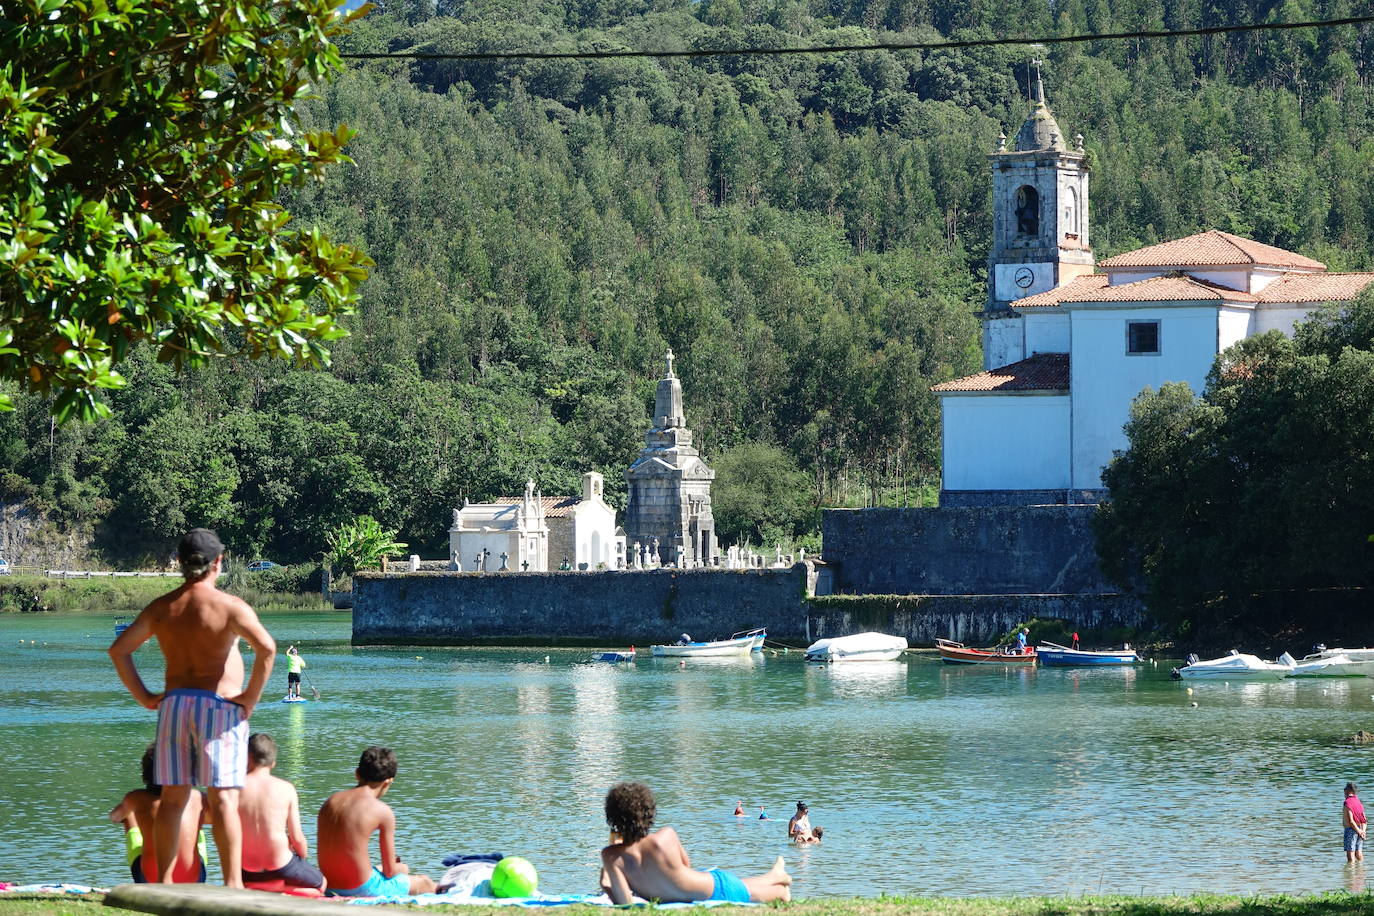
[1345,782,1366,863]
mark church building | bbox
[934,72,1374,507]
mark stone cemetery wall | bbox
[822,505,1120,596]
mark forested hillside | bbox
[3,0,1373,564]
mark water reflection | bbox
[804,661,908,699]
[1345,864,1366,893]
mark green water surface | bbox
[1,611,1372,897]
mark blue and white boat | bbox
[732,628,768,652]
[651,633,757,657]
[592,650,636,663]
[1036,641,1141,667]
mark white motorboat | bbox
[1172,650,1294,679]
[732,628,768,652]
[805,632,908,662]
[651,634,756,657]
[1290,648,1374,677]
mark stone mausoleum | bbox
[449,473,623,572]
[623,350,718,566]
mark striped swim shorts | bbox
[154,688,249,788]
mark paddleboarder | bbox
[285,646,307,700]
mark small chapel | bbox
[933,70,1374,507]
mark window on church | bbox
[1015,185,1039,236]
[1127,320,1160,355]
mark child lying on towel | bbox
[599,781,791,904]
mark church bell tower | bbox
[983,65,1094,369]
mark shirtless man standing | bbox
[239,733,326,891]
[109,528,276,887]
[317,746,435,897]
[600,781,790,904]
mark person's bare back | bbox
[600,782,790,905]
[240,765,305,871]
[601,827,714,903]
[316,747,434,897]
[110,786,206,883]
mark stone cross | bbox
[522,560,529,571]
[499,552,509,572]
[665,348,675,378]
[450,550,461,572]
[473,552,483,571]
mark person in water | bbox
[1344,782,1367,863]
[787,801,811,839]
[733,801,745,817]
[108,527,276,886]
[285,646,307,700]
[758,806,769,819]
[794,826,824,846]
[600,781,790,904]
[239,733,326,891]
[109,744,208,883]
[317,746,435,897]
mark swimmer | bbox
[758,806,769,820]
[733,801,745,817]
[794,826,824,846]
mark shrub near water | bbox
[0,567,329,614]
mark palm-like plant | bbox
[324,515,408,577]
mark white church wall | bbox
[983,315,1025,370]
[1217,306,1252,352]
[1024,311,1070,354]
[573,500,618,568]
[941,394,1071,491]
[1069,305,1219,489]
[1252,303,1316,336]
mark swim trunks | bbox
[243,853,325,889]
[287,672,301,685]
[1345,827,1365,852]
[328,867,412,898]
[704,868,750,903]
[154,688,249,788]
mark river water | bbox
[1,611,1372,897]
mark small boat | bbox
[592,650,636,663]
[1171,650,1293,679]
[1292,646,1374,677]
[651,634,756,657]
[1036,641,1140,667]
[805,632,908,662]
[936,637,1036,666]
[114,617,131,637]
[732,628,768,652]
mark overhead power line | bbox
[340,13,1374,62]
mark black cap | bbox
[178,528,225,565]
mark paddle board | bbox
[281,696,308,704]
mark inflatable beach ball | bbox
[490,856,538,897]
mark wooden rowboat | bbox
[936,637,1036,666]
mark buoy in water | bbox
[1190,701,1198,707]
[544,656,550,663]
[1186,687,1193,695]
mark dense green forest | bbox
[3,0,1373,564]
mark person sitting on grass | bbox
[599,781,791,904]
[239,733,326,893]
[317,746,435,897]
[109,744,208,883]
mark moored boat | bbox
[592,650,636,662]
[732,628,768,652]
[1172,650,1293,679]
[651,634,756,657]
[936,637,1036,666]
[1036,641,1140,667]
[805,632,908,662]
[114,616,130,637]
[1292,646,1374,677]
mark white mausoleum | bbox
[934,74,1374,506]
[449,474,625,571]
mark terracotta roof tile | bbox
[1255,272,1374,303]
[493,496,580,517]
[1010,275,1108,308]
[1098,230,1326,270]
[1014,274,1257,308]
[932,353,1069,393]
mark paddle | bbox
[303,671,321,701]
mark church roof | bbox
[1098,230,1326,270]
[1254,272,1374,303]
[1012,75,1068,152]
[1009,275,1109,308]
[932,353,1069,393]
[492,496,580,517]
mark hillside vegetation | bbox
[2,0,1372,564]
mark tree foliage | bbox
[0,0,371,421]
[1096,289,1374,632]
[325,514,408,576]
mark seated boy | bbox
[317,746,435,897]
[238,733,326,892]
[109,744,208,883]
[600,781,790,904]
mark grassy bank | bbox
[0,574,332,614]
[4,893,1374,916]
